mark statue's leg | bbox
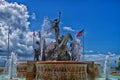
[71,53,74,60]
[37,56,39,61]
[55,28,59,45]
[42,53,46,61]
[34,54,37,61]
[34,55,35,61]
[68,53,71,60]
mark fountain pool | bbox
[0,74,25,80]
[0,74,120,80]
[96,74,120,80]
[96,55,120,80]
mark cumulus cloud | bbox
[85,50,94,53]
[0,0,36,55]
[84,52,120,68]
[0,2,56,56]
[63,26,75,32]
[88,50,94,53]
[31,12,36,20]
[108,52,116,57]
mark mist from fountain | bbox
[103,55,110,80]
[40,17,49,60]
[8,52,17,79]
[96,54,120,80]
[71,39,81,61]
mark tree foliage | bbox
[116,57,120,70]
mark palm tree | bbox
[115,57,120,70]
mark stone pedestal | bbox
[26,61,36,80]
[16,61,100,80]
[16,62,27,78]
[87,61,100,80]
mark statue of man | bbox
[34,49,40,61]
[47,12,61,45]
[47,18,59,45]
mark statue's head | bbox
[54,19,58,21]
[36,41,40,45]
[34,49,37,51]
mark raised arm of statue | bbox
[58,11,61,21]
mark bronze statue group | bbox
[34,12,81,61]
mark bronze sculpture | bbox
[47,12,61,45]
[34,12,82,61]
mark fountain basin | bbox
[16,61,100,80]
[36,61,87,80]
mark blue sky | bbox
[8,0,120,54]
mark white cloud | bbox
[0,0,33,55]
[107,52,116,57]
[63,26,75,32]
[85,50,94,53]
[31,12,36,20]
[89,50,94,53]
[83,53,120,68]
[45,38,55,44]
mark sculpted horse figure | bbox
[55,33,73,60]
[45,33,73,60]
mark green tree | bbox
[116,57,120,70]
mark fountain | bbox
[0,12,113,80]
[70,39,81,61]
[4,52,18,80]
[103,55,110,80]
[96,55,120,80]
[9,52,17,79]
[96,55,111,80]
[40,17,48,61]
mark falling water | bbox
[104,55,110,80]
[71,39,81,61]
[9,52,17,79]
[40,17,49,60]
[74,39,81,61]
